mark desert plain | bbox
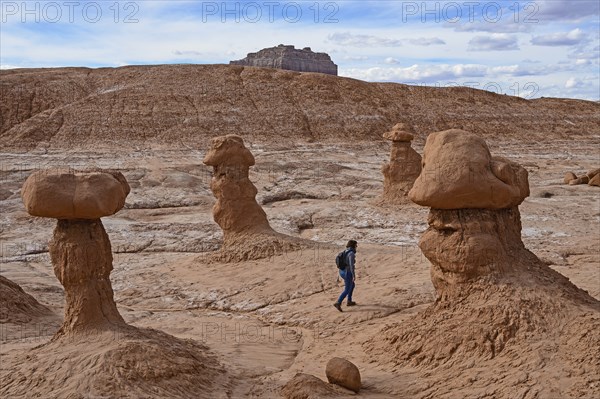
[0,65,599,398]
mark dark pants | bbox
[337,269,354,304]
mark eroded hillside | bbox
[1,65,598,150]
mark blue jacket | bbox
[345,248,356,276]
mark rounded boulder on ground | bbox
[21,169,130,219]
[563,172,577,184]
[325,357,361,393]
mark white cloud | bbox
[468,34,519,51]
[173,50,203,56]
[340,64,488,83]
[327,33,445,48]
[451,20,532,34]
[343,55,369,61]
[569,45,600,63]
[565,77,583,89]
[531,29,588,46]
[327,32,403,47]
[339,61,576,84]
[407,37,446,46]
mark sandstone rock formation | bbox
[325,357,361,393]
[50,219,126,336]
[563,168,599,186]
[570,175,589,185]
[281,373,338,399]
[409,129,529,209]
[563,169,600,186]
[203,134,307,262]
[564,171,578,184]
[0,275,52,324]
[230,44,338,75]
[367,130,600,398]
[4,169,226,398]
[22,169,129,219]
[586,168,600,180]
[21,169,130,336]
[203,135,272,236]
[381,123,422,204]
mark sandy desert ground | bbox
[1,133,599,397]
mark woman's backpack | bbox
[335,249,348,270]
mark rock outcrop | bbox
[564,171,578,184]
[203,134,307,262]
[381,123,422,204]
[4,169,226,398]
[570,175,589,185]
[325,357,362,393]
[366,130,600,398]
[0,275,52,324]
[230,44,338,75]
[564,168,600,187]
[586,168,600,180]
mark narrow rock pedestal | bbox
[203,134,308,262]
[50,219,126,336]
[381,123,422,204]
[22,169,131,338]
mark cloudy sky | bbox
[1,0,599,100]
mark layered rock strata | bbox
[230,44,338,75]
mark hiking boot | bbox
[333,302,343,312]
[347,301,357,306]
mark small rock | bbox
[589,173,600,187]
[325,357,361,393]
[563,172,577,184]
[586,168,600,180]
[569,176,589,185]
